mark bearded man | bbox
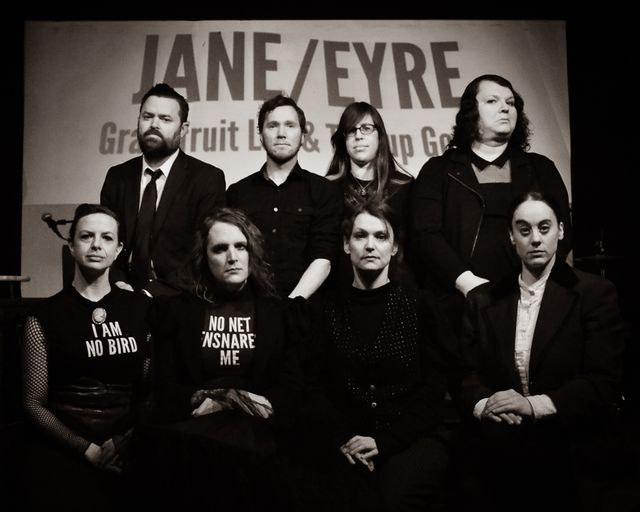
[101,83,225,296]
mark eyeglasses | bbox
[345,123,377,138]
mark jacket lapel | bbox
[529,278,576,373]
[152,150,188,238]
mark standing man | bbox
[227,95,340,299]
[101,83,226,296]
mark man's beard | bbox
[138,130,179,160]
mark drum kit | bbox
[573,232,622,278]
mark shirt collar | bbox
[469,146,511,170]
[518,258,554,298]
[259,162,303,184]
[142,148,180,178]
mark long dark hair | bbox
[190,208,277,301]
[327,102,411,200]
[448,74,531,151]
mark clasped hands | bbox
[84,428,132,473]
[340,435,377,472]
[190,388,273,419]
[481,388,534,425]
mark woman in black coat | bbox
[455,191,626,512]
[410,74,572,330]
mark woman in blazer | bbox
[456,191,625,512]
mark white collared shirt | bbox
[140,149,180,209]
[515,271,550,396]
[473,266,557,420]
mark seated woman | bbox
[139,207,302,510]
[21,204,151,510]
[305,201,452,512]
[456,191,626,512]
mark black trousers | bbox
[288,435,451,512]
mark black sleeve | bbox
[410,156,469,287]
[307,179,342,263]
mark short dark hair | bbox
[191,208,277,301]
[341,200,401,247]
[68,203,120,241]
[508,190,562,229]
[257,94,307,134]
[449,74,531,151]
[140,83,189,123]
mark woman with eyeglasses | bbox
[326,102,415,289]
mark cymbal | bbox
[574,252,622,263]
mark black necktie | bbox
[130,169,162,288]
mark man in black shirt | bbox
[227,95,341,299]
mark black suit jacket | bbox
[150,291,303,425]
[100,150,225,292]
[460,261,624,429]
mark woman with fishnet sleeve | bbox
[20,204,151,511]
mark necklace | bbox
[353,177,374,197]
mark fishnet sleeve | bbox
[22,316,91,455]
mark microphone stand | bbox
[41,213,72,241]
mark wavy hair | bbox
[448,74,531,151]
[190,208,277,301]
[326,102,411,200]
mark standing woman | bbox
[21,204,151,510]
[456,192,626,512]
[308,201,451,512]
[140,207,302,510]
[326,101,415,288]
[410,74,572,316]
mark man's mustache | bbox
[143,128,163,138]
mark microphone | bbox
[41,212,68,240]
